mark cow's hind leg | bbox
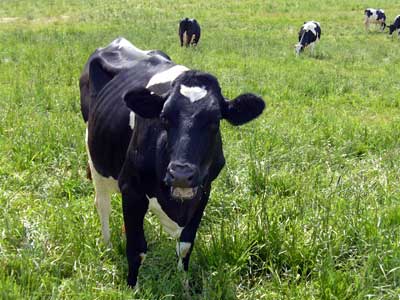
[89,161,118,246]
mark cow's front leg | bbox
[121,184,148,288]
[177,188,210,272]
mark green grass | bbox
[1,0,400,299]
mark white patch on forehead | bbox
[180,84,207,102]
[129,111,135,130]
[146,65,189,89]
[147,197,183,238]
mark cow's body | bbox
[389,15,400,37]
[295,21,321,55]
[80,37,265,287]
[364,8,386,31]
[178,18,201,47]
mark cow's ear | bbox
[124,88,166,118]
[89,57,115,96]
[221,93,265,126]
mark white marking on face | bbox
[147,197,183,238]
[129,111,135,130]
[146,65,189,89]
[180,84,207,102]
[177,242,192,270]
[295,43,302,55]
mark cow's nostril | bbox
[167,161,198,187]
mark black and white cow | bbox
[80,37,265,287]
[364,8,386,31]
[178,18,201,47]
[295,21,321,55]
[388,15,400,37]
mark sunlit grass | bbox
[0,0,399,299]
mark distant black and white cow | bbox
[364,8,386,31]
[80,37,265,288]
[295,21,321,55]
[178,18,201,47]
[388,15,400,37]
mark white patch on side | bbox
[86,128,119,245]
[180,85,207,102]
[129,111,135,130]
[303,21,318,35]
[176,242,191,270]
[147,197,183,238]
[146,65,189,89]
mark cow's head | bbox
[388,24,396,35]
[295,43,305,55]
[123,70,265,200]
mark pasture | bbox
[0,0,399,299]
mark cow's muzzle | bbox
[164,161,200,200]
[170,186,199,200]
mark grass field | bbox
[1,0,400,299]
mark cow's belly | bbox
[147,196,183,238]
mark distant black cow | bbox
[179,18,201,47]
[295,21,321,55]
[80,37,265,288]
[364,8,386,31]
[388,15,400,37]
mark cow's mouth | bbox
[170,186,199,200]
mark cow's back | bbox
[80,38,171,123]
[86,55,177,179]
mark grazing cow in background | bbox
[388,15,400,37]
[179,18,201,47]
[364,8,386,31]
[80,37,265,288]
[295,21,321,56]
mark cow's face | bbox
[295,43,304,55]
[124,70,265,200]
[389,24,396,35]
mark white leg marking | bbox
[148,197,183,238]
[86,128,119,245]
[129,111,135,130]
[177,242,192,270]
